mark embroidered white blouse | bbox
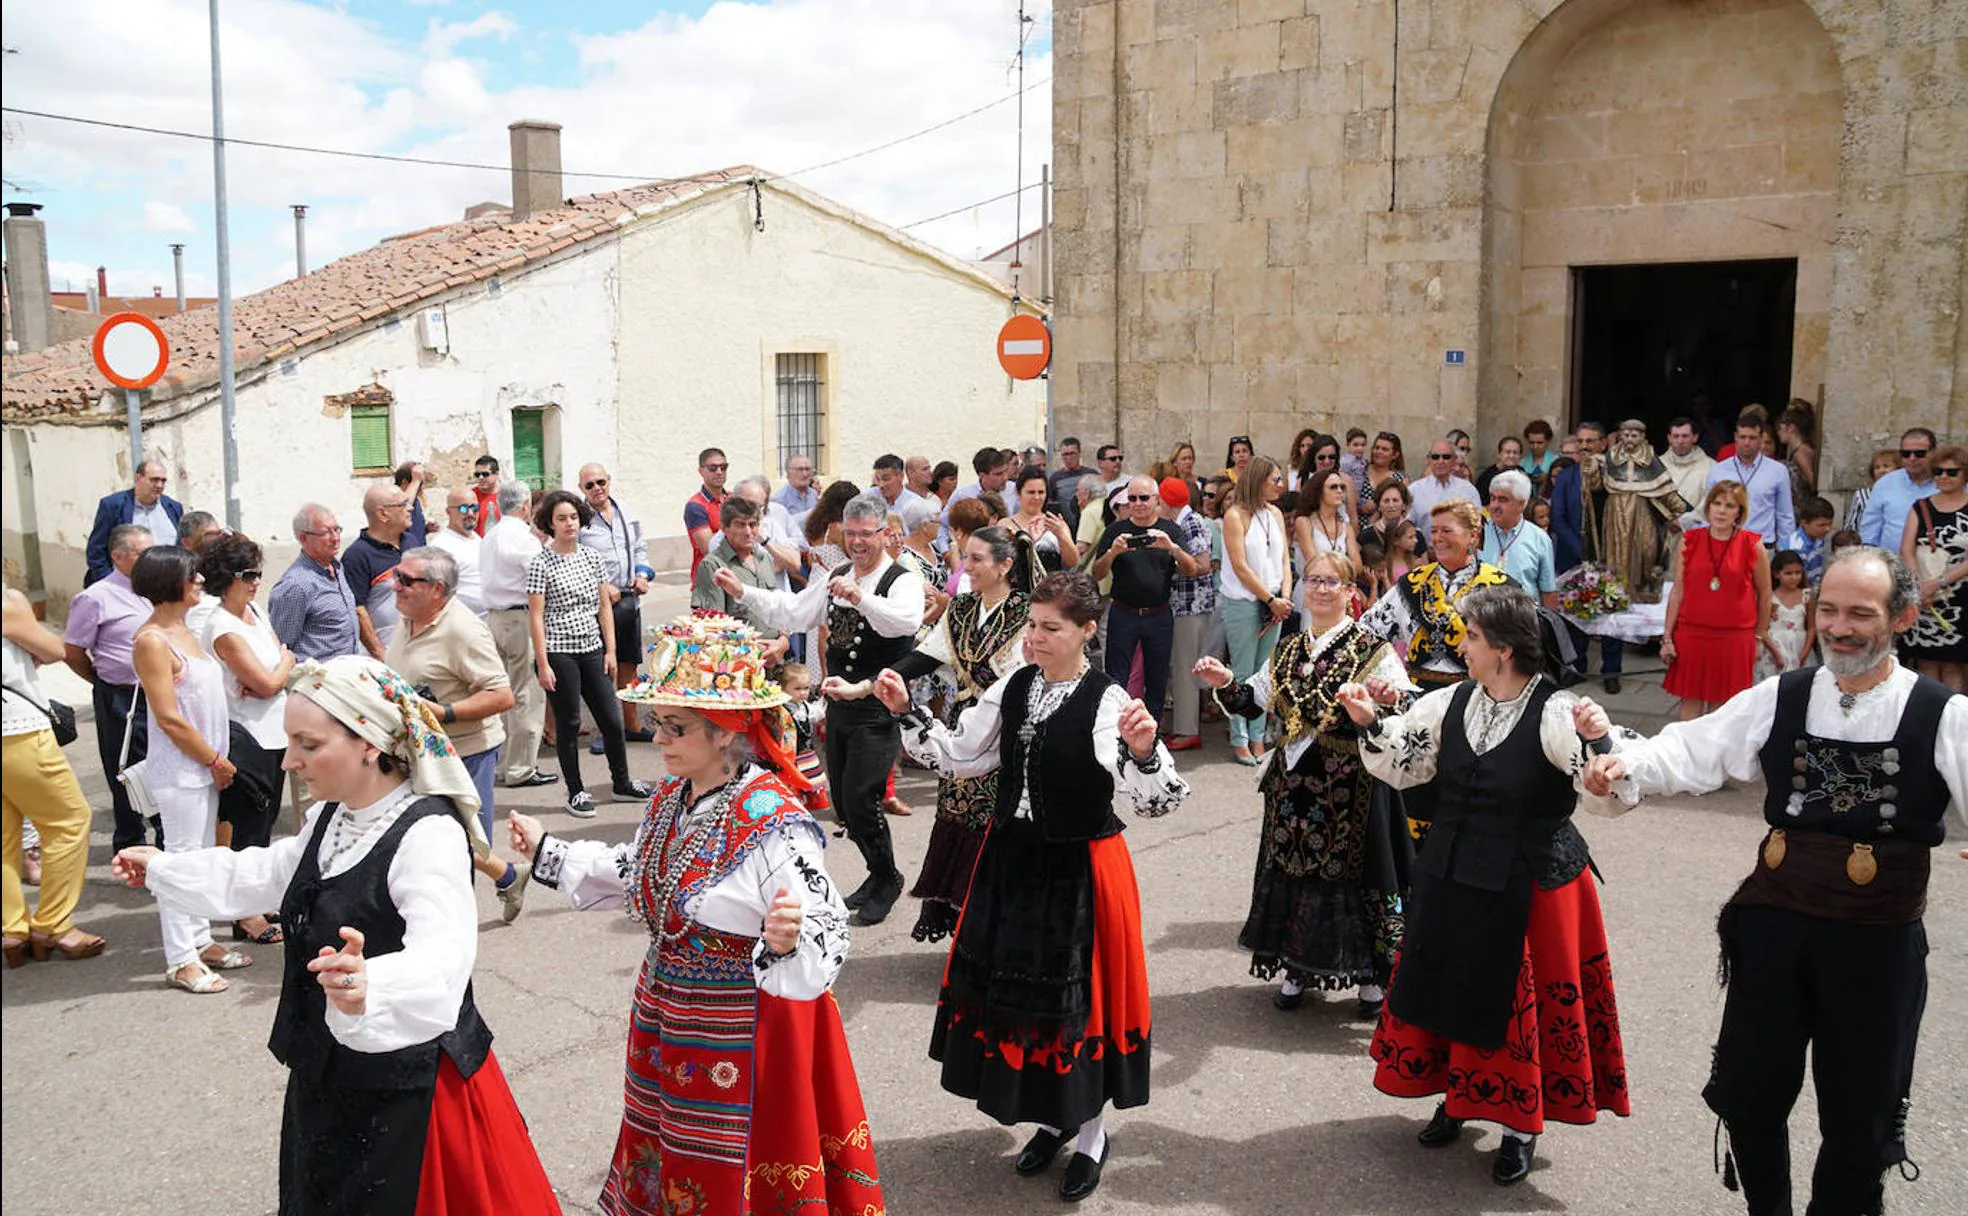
[145,781,476,1055]
[900,669,1191,820]
[1235,619,1416,771]
[1357,676,1608,799]
[532,765,850,1002]
[1582,666,1968,830]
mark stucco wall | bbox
[1052,0,1965,487]
[614,185,1046,568]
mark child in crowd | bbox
[1357,541,1387,603]
[1757,550,1816,679]
[1787,496,1835,585]
[777,662,832,821]
[1528,496,1553,533]
[1829,528,1863,556]
[1378,519,1422,589]
[1340,428,1370,497]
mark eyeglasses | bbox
[1126,493,1155,502]
[393,571,434,587]
[1229,435,1251,445]
[239,569,263,582]
[1901,448,1931,458]
[1936,466,1964,477]
[302,526,343,537]
[842,527,883,541]
[1305,576,1349,591]
[472,470,497,479]
[702,462,729,473]
[1100,454,1122,463]
[1429,453,1456,461]
[582,478,609,490]
[454,503,479,514]
[651,717,694,740]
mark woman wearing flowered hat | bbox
[509,614,881,1216]
[111,655,559,1215]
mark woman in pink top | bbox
[131,546,252,994]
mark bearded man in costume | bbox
[1584,419,1689,603]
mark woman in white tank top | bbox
[1218,455,1293,764]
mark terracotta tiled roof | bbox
[2,168,757,422]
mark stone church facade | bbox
[1050,0,1964,491]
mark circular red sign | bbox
[92,312,171,390]
[997,313,1051,380]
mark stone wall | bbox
[1052,0,1966,489]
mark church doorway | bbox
[1569,259,1798,444]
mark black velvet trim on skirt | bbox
[278,1070,435,1216]
[1239,775,1411,990]
[928,817,1151,1129]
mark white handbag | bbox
[116,685,161,820]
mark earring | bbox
[1494,657,1504,680]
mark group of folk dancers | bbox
[108,513,1963,1216]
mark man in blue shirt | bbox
[1705,410,1795,546]
[1858,428,1939,548]
[1479,471,1558,608]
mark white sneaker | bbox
[567,791,598,818]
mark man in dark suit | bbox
[1549,424,1625,692]
[84,460,183,586]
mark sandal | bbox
[28,930,105,962]
[165,961,229,994]
[3,936,28,969]
[199,945,253,971]
[232,917,284,944]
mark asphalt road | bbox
[5,619,1963,1216]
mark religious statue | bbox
[1582,420,1689,603]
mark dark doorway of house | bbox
[1571,259,1797,448]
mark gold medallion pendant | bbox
[1763,829,1787,869]
[1847,842,1878,886]
[1710,578,1721,591]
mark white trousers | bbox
[1168,612,1208,736]
[155,785,218,968]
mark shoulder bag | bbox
[117,685,161,821]
[2,679,77,747]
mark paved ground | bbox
[6,595,1964,1215]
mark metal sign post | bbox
[92,312,170,471]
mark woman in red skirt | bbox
[114,656,560,1215]
[1662,480,1772,719]
[872,572,1190,1203]
[1337,585,1631,1187]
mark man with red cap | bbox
[1161,476,1215,749]
[1091,475,1204,751]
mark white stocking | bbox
[1358,983,1384,1002]
[1074,1116,1107,1159]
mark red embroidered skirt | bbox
[1369,872,1630,1135]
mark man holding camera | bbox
[1092,475,1202,741]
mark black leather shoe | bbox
[1603,675,1623,695]
[1272,987,1303,1011]
[1013,1125,1077,1176]
[853,874,905,926]
[1492,1135,1536,1186]
[842,875,878,910]
[1416,1103,1465,1148]
[1059,1136,1110,1202]
[508,770,560,788]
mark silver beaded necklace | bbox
[321,785,419,874]
[630,770,745,947]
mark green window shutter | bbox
[350,403,393,472]
[512,410,545,490]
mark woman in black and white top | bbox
[526,490,652,818]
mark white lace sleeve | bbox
[899,674,1009,780]
[531,833,637,912]
[743,819,850,1000]
[1357,684,1456,789]
[1094,684,1190,817]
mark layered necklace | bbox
[629,771,744,946]
[321,785,419,874]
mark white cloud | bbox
[142,201,196,232]
[4,0,1054,296]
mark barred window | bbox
[775,353,827,476]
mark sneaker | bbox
[567,791,598,818]
[588,736,605,755]
[612,779,655,803]
[498,864,531,924]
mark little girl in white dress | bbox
[1756,550,1815,680]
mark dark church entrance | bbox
[1570,259,1797,448]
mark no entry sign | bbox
[92,312,170,390]
[997,313,1051,380]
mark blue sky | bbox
[2,0,1052,305]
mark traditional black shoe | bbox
[842,875,878,910]
[1492,1134,1536,1186]
[1603,675,1623,695]
[1013,1126,1077,1176]
[1355,996,1384,1021]
[1058,1136,1110,1202]
[853,873,905,926]
[1272,987,1304,1011]
[1416,1103,1465,1148]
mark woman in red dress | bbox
[1662,480,1773,719]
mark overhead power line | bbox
[899,181,1045,231]
[0,77,1050,192]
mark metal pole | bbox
[126,389,143,472]
[170,243,186,312]
[1041,163,1053,453]
[291,204,307,278]
[210,0,240,529]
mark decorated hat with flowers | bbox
[620,613,789,709]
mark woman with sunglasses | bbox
[1294,434,1344,500]
[197,532,294,945]
[1360,432,1408,517]
[1222,434,1256,483]
[1901,444,1968,690]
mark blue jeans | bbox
[1571,637,1624,676]
[1222,599,1280,748]
[1104,604,1174,727]
[461,746,503,839]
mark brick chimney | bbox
[508,120,563,221]
[2,203,54,354]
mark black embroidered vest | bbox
[1756,669,1954,848]
[994,665,1125,843]
[1417,680,1589,891]
[825,561,912,683]
[270,797,492,1089]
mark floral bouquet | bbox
[1558,563,1631,621]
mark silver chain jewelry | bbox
[630,771,745,947]
[320,787,418,874]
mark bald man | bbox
[577,461,655,739]
[342,480,415,658]
[427,485,488,616]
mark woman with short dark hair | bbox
[1338,583,1631,1186]
[131,546,250,993]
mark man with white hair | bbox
[1479,470,1559,609]
[269,504,360,661]
[774,453,820,519]
[734,474,806,596]
[480,479,556,788]
[714,495,926,926]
